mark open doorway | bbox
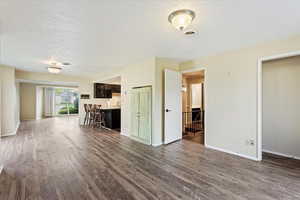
[36,86,79,119]
[91,76,121,132]
[181,70,205,144]
[261,55,300,161]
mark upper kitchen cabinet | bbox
[94,83,110,98]
[111,84,121,93]
[94,83,121,98]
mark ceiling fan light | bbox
[48,66,62,74]
[168,9,195,31]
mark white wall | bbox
[120,58,156,140]
[93,58,156,144]
[262,56,300,159]
[0,65,19,136]
[180,35,300,160]
[93,57,180,146]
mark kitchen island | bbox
[102,108,121,130]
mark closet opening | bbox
[130,86,152,145]
[262,55,300,161]
[181,70,205,144]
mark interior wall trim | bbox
[21,118,36,121]
[1,121,20,137]
[152,142,163,147]
[263,149,300,160]
[120,132,129,137]
[206,145,259,161]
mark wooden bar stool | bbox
[83,104,90,125]
[89,105,97,126]
[94,105,105,129]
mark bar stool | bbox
[89,105,97,126]
[83,104,90,125]
[94,105,106,128]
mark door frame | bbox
[40,86,80,118]
[181,67,207,146]
[257,50,300,161]
[35,86,43,120]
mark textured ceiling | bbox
[1,0,300,76]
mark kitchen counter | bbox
[102,108,121,130]
[101,107,121,110]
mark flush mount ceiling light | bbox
[168,9,195,31]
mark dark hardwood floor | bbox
[0,117,299,200]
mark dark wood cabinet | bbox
[103,109,121,129]
[111,84,121,93]
[94,83,109,98]
[94,83,120,98]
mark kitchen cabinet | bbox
[111,84,121,93]
[94,83,121,98]
[102,108,121,130]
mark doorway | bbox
[261,55,300,160]
[37,86,79,119]
[181,70,205,144]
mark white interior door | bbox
[164,69,182,144]
[130,89,140,138]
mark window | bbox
[54,88,79,115]
[191,83,202,108]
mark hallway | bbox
[0,117,299,200]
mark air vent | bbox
[184,30,197,35]
[62,62,71,66]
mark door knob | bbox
[166,109,172,112]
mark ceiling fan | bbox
[47,61,71,74]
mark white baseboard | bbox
[120,132,130,137]
[206,145,259,161]
[129,136,151,145]
[152,142,163,147]
[1,122,20,137]
[21,118,35,121]
[263,149,300,160]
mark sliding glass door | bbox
[54,88,79,115]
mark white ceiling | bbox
[1,0,300,77]
[100,76,121,84]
